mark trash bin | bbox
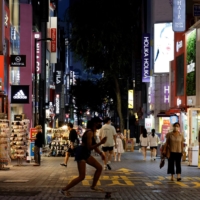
[188,146,199,166]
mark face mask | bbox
[96,124,102,129]
[174,127,179,131]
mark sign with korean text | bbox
[51,28,56,52]
[173,0,186,32]
[34,32,41,73]
[142,34,150,82]
[128,90,134,109]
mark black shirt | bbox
[69,129,78,143]
[35,131,43,147]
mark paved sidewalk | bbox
[0,150,200,199]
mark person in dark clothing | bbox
[59,117,107,198]
[33,125,44,166]
[60,123,79,167]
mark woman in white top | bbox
[140,128,148,160]
[148,129,159,161]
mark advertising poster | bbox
[154,23,174,73]
[30,142,35,157]
[125,138,134,152]
[161,124,170,142]
[186,30,196,96]
[30,128,37,141]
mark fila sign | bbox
[11,85,29,104]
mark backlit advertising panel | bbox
[186,30,196,96]
[154,23,174,73]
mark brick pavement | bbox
[0,151,200,199]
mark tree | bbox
[68,0,141,131]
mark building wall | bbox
[20,4,33,126]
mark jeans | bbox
[34,146,41,165]
[167,152,182,174]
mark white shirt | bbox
[99,124,116,147]
[140,134,148,146]
[148,134,159,147]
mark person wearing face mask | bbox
[99,117,117,170]
[59,117,107,197]
[163,122,184,181]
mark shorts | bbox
[150,146,157,150]
[102,146,114,152]
[75,146,91,162]
[67,147,74,154]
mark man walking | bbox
[60,123,78,167]
[33,125,44,166]
[99,117,117,170]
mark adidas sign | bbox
[13,90,27,99]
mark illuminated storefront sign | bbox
[142,34,150,82]
[128,90,134,109]
[51,28,56,52]
[164,86,170,103]
[34,33,42,73]
[10,55,26,66]
[173,0,186,32]
[55,94,60,114]
[11,85,29,104]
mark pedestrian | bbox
[33,125,44,166]
[139,128,148,160]
[114,129,124,161]
[148,129,159,161]
[59,117,107,197]
[163,122,184,181]
[60,123,79,167]
[99,117,117,170]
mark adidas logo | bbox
[13,90,27,99]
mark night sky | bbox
[58,0,69,20]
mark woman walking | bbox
[59,117,107,197]
[140,128,148,160]
[148,129,159,160]
[114,129,124,161]
[163,122,184,181]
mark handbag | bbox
[159,157,165,169]
[162,142,170,159]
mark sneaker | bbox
[107,161,111,164]
[118,158,121,162]
[90,186,104,192]
[114,158,117,161]
[103,165,107,170]
[60,163,67,167]
[107,164,111,170]
[58,190,71,197]
[33,163,40,166]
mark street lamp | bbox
[34,37,52,127]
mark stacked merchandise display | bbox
[0,120,11,170]
[10,119,30,165]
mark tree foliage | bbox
[68,0,140,130]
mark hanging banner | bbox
[173,0,186,32]
[142,34,150,82]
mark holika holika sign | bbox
[142,34,150,82]
[173,0,186,32]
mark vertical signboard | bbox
[51,28,56,52]
[55,94,60,114]
[33,32,41,73]
[54,63,63,93]
[142,34,150,82]
[128,90,134,109]
[0,56,4,90]
[173,0,186,32]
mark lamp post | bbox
[34,37,52,127]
